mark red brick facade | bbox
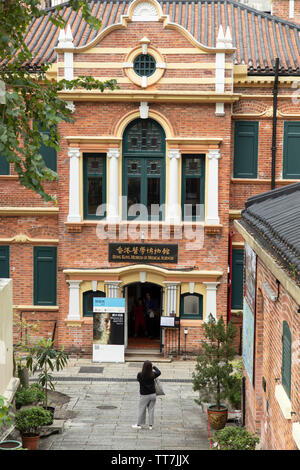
[1,1,299,364]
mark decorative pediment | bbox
[131,1,159,21]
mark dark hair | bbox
[141,360,154,381]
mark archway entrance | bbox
[125,282,162,350]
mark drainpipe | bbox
[227,231,233,322]
[271,58,279,190]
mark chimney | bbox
[271,0,300,23]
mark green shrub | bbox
[0,395,14,429]
[15,406,52,435]
[15,384,46,409]
[224,358,243,409]
[212,426,259,450]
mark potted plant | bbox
[15,406,52,450]
[212,426,259,450]
[192,314,237,430]
[26,337,68,420]
[15,384,46,410]
[0,395,22,450]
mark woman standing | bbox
[132,360,161,430]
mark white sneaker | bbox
[132,424,142,430]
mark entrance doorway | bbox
[125,282,162,349]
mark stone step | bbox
[125,349,172,363]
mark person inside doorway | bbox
[133,298,146,337]
[144,292,158,339]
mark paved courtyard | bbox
[38,359,210,451]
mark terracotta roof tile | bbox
[24,0,300,74]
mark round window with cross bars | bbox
[133,54,156,77]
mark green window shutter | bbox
[283,122,300,179]
[39,131,57,172]
[0,153,9,175]
[234,121,258,178]
[282,321,292,398]
[34,246,57,306]
[0,246,9,278]
[231,249,244,309]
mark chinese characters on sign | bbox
[109,243,178,263]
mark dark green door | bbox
[34,246,57,306]
[0,246,9,278]
[122,118,165,221]
[231,249,244,309]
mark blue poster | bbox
[242,297,255,384]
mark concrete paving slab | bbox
[38,359,210,451]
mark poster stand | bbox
[92,298,125,363]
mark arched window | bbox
[122,118,165,221]
[282,321,292,398]
[180,293,203,320]
[83,290,105,317]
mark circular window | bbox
[133,54,156,77]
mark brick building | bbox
[235,183,300,450]
[0,0,299,358]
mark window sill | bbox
[275,384,292,420]
[180,319,203,326]
[13,305,59,311]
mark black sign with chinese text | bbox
[109,243,178,264]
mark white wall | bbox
[0,279,18,403]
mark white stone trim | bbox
[66,280,82,321]
[292,422,300,449]
[123,62,133,68]
[164,282,180,316]
[203,282,219,322]
[67,147,81,223]
[289,0,295,18]
[141,76,147,88]
[275,384,292,420]
[105,281,122,298]
[132,2,159,21]
[167,149,181,224]
[205,149,221,225]
[139,101,149,119]
[107,148,120,223]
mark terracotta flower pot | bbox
[21,434,40,450]
[207,405,228,430]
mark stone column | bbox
[66,280,82,321]
[203,282,219,322]
[105,281,122,298]
[167,149,181,224]
[67,147,81,223]
[107,148,120,223]
[205,149,221,225]
[164,282,180,315]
